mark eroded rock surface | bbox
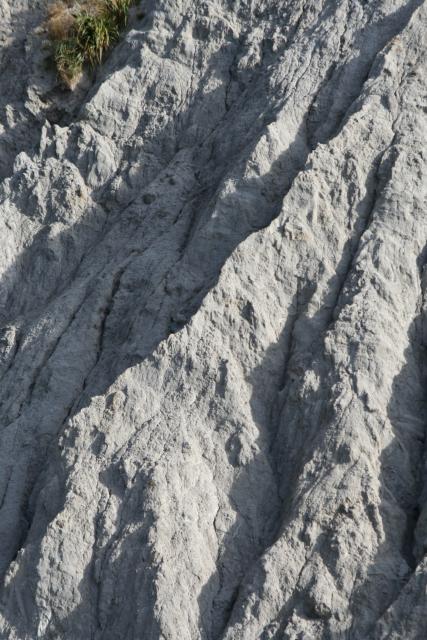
[0,0,426,638]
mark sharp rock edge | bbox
[0,0,426,638]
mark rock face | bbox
[0,0,426,637]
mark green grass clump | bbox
[54,39,84,84]
[75,12,119,65]
[105,0,133,27]
[47,0,134,88]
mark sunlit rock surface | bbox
[0,0,426,637]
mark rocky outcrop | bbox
[0,0,426,638]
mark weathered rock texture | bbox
[0,0,426,637]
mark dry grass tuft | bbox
[46,0,135,88]
[47,1,75,40]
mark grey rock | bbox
[0,0,426,638]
